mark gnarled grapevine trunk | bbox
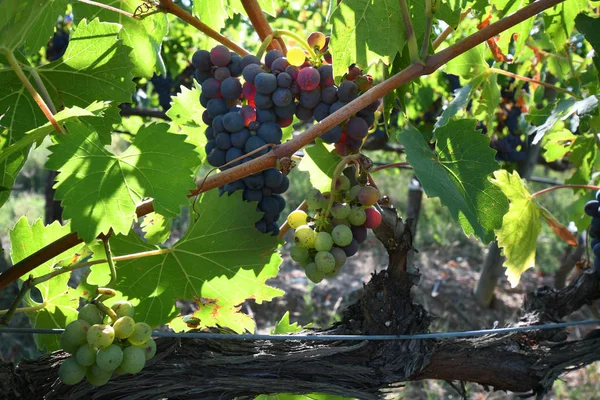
[2,205,600,399]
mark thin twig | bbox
[432,9,470,50]
[488,67,579,98]
[371,162,411,173]
[530,185,600,199]
[0,301,47,317]
[77,0,137,19]
[102,236,117,288]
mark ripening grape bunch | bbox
[191,32,381,235]
[58,301,156,386]
[286,173,382,283]
[584,192,600,271]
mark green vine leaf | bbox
[0,0,68,54]
[542,128,576,163]
[544,0,587,51]
[194,0,229,34]
[298,139,342,193]
[565,134,597,186]
[575,13,600,81]
[93,191,282,329]
[9,217,85,352]
[141,212,173,246]
[490,0,534,60]
[46,121,198,242]
[398,120,509,243]
[73,0,168,77]
[272,311,303,334]
[166,84,206,164]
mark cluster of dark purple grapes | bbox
[192,45,288,235]
[490,133,528,162]
[584,194,600,271]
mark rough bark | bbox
[2,205,600,400]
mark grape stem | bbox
[102,236,117,289]
[488,67,579,99]
[530,185,600,199]
[94,298,119,322]
[398,0,420,63]
[420,0,435,60]
[371,162,411,173]
[77,0,137,19]
[278,200,308,239]
[0,301,47,317]
[273,29,318,64]
[256,34,274,61]
[324,154,363,221]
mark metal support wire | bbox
[1,319,598,341]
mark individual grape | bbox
[207,98,229,117]
[277,72,293,88]
[331,224,353,246]
[255,92,274,109]
[223,112,245,133]
[111,301,135,318]
[231,128,251,148]
[119,346,146,374]
[315,251,335,273]
[329,101,346,114]
[273,193,286,213]
[593,243,600,258]
[265,49,283,69]
[221,77,242,101]
[58,357,87,385]
[290,245,310,263]
[306,189,325,210]
[321,86,338,105]
[239,105,256,126]
[226,147,244,166]
[195,69,212,84]
[330,246,347,268]
[96,344,123,372]
[243,188,262,202]
[287,47,306,66]
[335,175,351,192]
[76,344,97,367]
[341,239,359,257]
[272,88,293,107]
[272,174,290,194]
[228,55,243,76]
[205,139,216,155]
[330,203,351,219]
[244,172,265,190]
[299,88,321,108]
[202,78,222,99]
[307,32,326,50]
[213,66,231,81]
[207,148,226,166]
[285,65,300,80]
[242,64,263,84]
[351,225,368,244]
[318,65,334,86]
[113,316,136,339]
[257,121,283,143]
[313,102,330,122]
[242,82,257,105]
[86,364,112,387]
[348,207,367,226]
[363,207,382,229]
[245,135,268,156]
[87,324,114,349]
[78,303,104,325]
[295,105,314,121]
[355,74,373,91]
[61,320,90,354]
[255,220,267,233]
[134,337,157,361]
[584,200,600,217]
[128,322,152,346]
[212,114,225,133]
[297,67,320,91]
[266,221,279,235]
[241,54,261,68]
[275,102,296,119]
[210,45,231,67]
[321,126,343,143]
[590,218,600,238]
[205,126,215,141]
[256,108,277,123]
[223,181,245,195]
[287,210,308,229]
[215,132,232,150]
[338,81,358,102]
[259,196,279,218]
[347,185,361,201]
[347,65,362,80]
[346,117,368,140]
[304,262,324,283]
[192,49,212,71]
[264,168,284,188]
[255,73,277,94]
[270,57,290,73]
[294,225,316,248]
[315,232,334,252]
[358,186,380,207]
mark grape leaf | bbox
[194,0,229,34]
[398,120,509,243]
[0,0,68,54]
[9,217,85,352]
[92,191,282,329]
[565,134,597,186]
[166,84,206,163]
[36,19,136,142]
[72,0,168,77]
[435,83,472,129]
[491,170,540,287]
[542,128,576,162]
[436,0,462,27]
[228,0,276,18]
[544,0,587,51]
[490,0,534,60]
[575,13,600,80]
[272,311,302,334]
[46,121,198,242]
[141,212,173,246]
[330,0,426,81]
[298,139,342,193]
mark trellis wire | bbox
[1,319,598,341]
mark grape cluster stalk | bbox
[191,32,381,235]
[58,301,156,386]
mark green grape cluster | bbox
[58,301,156,386]
[286,173,382,283]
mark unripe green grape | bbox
[315,251,335,273]
[61,320,90,354]
[111,301,135,318]
[58,357,87,385]
[78,303,104,325]
[293,225,316,248]
[75,344,97,367]
[331,225,353,246]
[128,322,152,346]
[348,206,367,226]
[334,175,351,192]
[346,185,361,202]
[96,344,123,372]
[119,346,146,374]
[358,186,380,207]
[304,262,324,283]
[86,364,112,386]
[87,324,115,349]
[325,263,343,278]
[330,203,351,219]
[306,189,325,210]
[134,337,157,360]
[290,245,310,263]
[287,210,308,229]
[330,246,347,268]
[314,231,333,252]
[113,316,136,339]
[331,218,351,228]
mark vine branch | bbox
[241,0,286,53]
[0,0,567,291]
